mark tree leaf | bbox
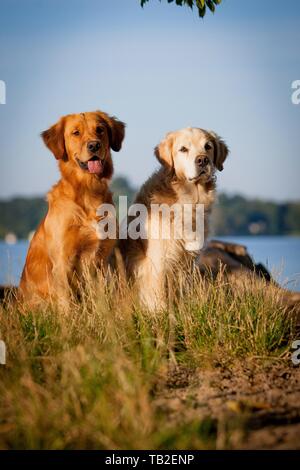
[186,0,194,8]
[206,0,215,13]
[199,6,206,17]
[140,0,222,18]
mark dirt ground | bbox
[154,360,300,449]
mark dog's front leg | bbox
[48,244,74,310]
[182,204,205,253]
[135,239,167,312]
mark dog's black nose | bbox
[197,156,209,167]
[87,140,101,153]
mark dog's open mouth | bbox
[76,156,104,175]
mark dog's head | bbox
[155,127,228,183]
[42,111,125,179]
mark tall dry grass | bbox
[0,268,295,449]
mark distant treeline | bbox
[0,177,299,240]
[211,193,300,236]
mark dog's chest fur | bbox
[174,180,215,206]
[144,179,215,265]
[167,181,215,256]
[47,180,114,262]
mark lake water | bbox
[0,236,300,291]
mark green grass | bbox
[0,271,295,449]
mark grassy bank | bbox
[0,271,297,449]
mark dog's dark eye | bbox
[179,146,188,153]
[72,130,80,136]
[96,126,104,135]
[205,142,213,151]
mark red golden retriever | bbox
[20,111,125,306]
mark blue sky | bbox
[0,0,299,200]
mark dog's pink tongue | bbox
[88,160,103,175]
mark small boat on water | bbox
[4,233,17,245]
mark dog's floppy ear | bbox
[41,118,67,160]
[154,132,174,169]
[208,131,229,172]
[97,111,125,152]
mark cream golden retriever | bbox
[119,127,228,310]
[20,111,125,306]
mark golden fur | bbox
[20,111,125,306]
[119,127,228,310]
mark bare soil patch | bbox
[154,361,300,449]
